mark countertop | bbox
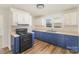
[11,25,79,36]
[11,31,20,37]
[34,29,79,36]
[33,26,79,36]
[11,30,33,37]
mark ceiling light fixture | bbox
[36,4,44,9]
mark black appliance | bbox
[15,28,32,53]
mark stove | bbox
[11,28,33,53]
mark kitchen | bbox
[0,4,79,54]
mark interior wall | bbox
[32,7,78,27]
[0,14,4,48]
[78,6,79,33]
[32,13,64,27]
[0,8,11,49]
[32,16,43,26]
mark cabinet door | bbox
[64,13,70,25]
[47,33,59,45]
[69,12,77,25]
[11,36,20,54]
[39,32,50,42]
[34,31,40,39]
[24,13,32,25]
[12,12,18,25]
[24,14,28,24]
[34,32,56,43]
[56,34,65,48]
[65,35,79,51]
[17,13,23,24]
[39,32,59,45]
[44,33,65,48]
[64,11,77,25]
[12,9,32,25]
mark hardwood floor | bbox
[22,39,72,54]
[0,39,76,54]
[0,47,11,54]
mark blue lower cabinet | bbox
[45,33,65,47]
[33,31,40,39]
[34,31,65,47]
[33,31,79,52]
[32,32,35,43]
[64,35,79,52]
[11,36,20,54]
[38,32,57,44]
[47,33,59,45]
[56,34,65,48]
[39,32,50,42]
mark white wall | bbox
[78,6,79,33]
[32,13,64,27]
[32,17,43,26]
[0,14,4,48]
[0,8,11,49]
[32,7,78,28]
[0,14,4,36]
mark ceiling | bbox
[0,4,78,16]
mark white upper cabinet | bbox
[11,8,32,26]
[63,9,77,26]
[12,12,18,25]
[24,13,32,25]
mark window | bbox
[46,19,52,27]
